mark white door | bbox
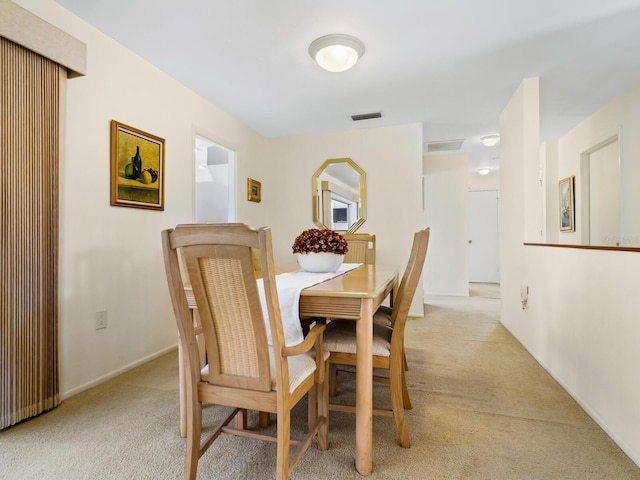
[468,190,499,283]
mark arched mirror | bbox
[312,157,366,233]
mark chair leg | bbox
[259,411,271,428]
[317,362,330,451]
[390,362,411,448]
[307,386,318,430]
[235,409,248,429]
[276,408,291,480]
[184,402,202,480]
[401,366,412,410]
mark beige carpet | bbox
[2,283,639,479]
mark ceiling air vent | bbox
[426,139,465,152]
[351,112,382,121]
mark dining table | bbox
[298,263,398,475]
[181,263,399,476]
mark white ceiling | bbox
[54,0,640,173]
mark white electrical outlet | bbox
[95,310,107,330]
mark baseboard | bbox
[61,344,178,400]
[501,322,640,469]
[424,292,470,301]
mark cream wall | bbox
[544,82,640,246]
[264,124,425,316]
[542,140,559,243]
[14,0,267,397]
[500,78,640,467]
[423,154,469,296]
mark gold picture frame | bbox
[247,178,261,203]
[559,175,575,232]
[110,120,165,210]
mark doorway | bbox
[581,136,620,246]
[194,136,236,223]
[468,189,499,283]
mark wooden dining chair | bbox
[162,223,329,480]
[299,232,375,337]
[342,233,376,264]
[322,228,430,448]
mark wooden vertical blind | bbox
[1,37,60,429]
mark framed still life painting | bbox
[559,176,575,232]
[110,120,165,210]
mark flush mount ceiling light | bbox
[309,34,365,72]
[477,167,491,176]
[480,135,500,147]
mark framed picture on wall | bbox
[110,120,165,210]
[559,176,575,232]
[247,178,261,202]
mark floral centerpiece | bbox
[292,228,349,272]
[292,228,349,255]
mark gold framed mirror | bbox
[312,157,366,233]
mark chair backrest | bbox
[162,223,289,393]
[343,233,376,264]
[389,228,430,350]
[251,247,262,276]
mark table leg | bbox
[355,298,374,476]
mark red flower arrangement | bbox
[292,228,349,255]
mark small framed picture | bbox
[247,178,261,203]
[110,120,165,210]
[559,176,575,232]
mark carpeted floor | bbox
[1,283,639,479]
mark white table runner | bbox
[257,263,362,346]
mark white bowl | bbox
[296,252,344,273]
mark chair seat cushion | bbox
[323,319,392,357]
[201,348,327,393]
[373,305,393,327]
[271,348,318,393]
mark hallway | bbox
[407,282,639,478]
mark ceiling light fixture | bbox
[309,34,365,73]
[477,167,491,176]
[480,135,500,147]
